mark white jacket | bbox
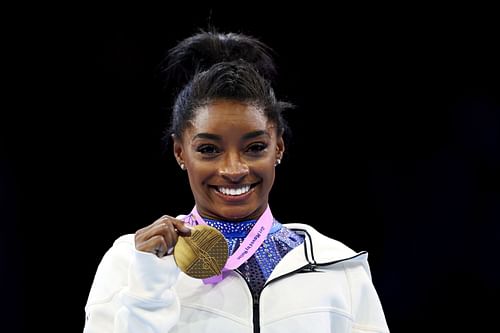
[84,223,389,333]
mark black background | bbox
[2,4,499,332]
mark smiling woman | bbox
[174,100,282,221]
[82,29,389,333]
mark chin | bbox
[219,206,255,222]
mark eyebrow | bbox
[192,133,222,141]
[192,130,270,142]
[242,130,270,140]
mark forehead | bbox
[190,100,269,131]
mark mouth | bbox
[210,182,260,201]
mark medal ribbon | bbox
[186,205,273,283]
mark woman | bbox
[83,30,389,333]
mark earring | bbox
[274,158,281,167]
[180,163,186,170]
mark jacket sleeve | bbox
[83,235,181,333]
[345,260,390,333]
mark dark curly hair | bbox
[162,29,293,142]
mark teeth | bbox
[218,185,251,196]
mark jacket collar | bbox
[267,223,368,283]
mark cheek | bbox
[254,160,276,178]
[188,164,212,182]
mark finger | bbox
[141,222,176,252]
[137,220,173,242]
[163,221,178,250]
[135,215,171,235]
[135,215,190,247]
[135,222,165,243]
[171,219,192,237]
[136,235,167,257]
[150,216,191,239]
[151,215,191,233]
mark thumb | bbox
[172,219,192,237]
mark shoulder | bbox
[284,223,358,257]
[85,234,136,306]
[101,234,137,273]
[112,233,135,247]
[100,234,136,265]
[283,223,371,272]
[283,223,378,287]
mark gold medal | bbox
[174,224,228,279]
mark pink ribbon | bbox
[186,205,273,284]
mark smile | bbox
[217,184,251,196]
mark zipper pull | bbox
[302,263,317,272]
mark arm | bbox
[345,260,390,333]
[83,235,181,333]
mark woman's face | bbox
[173,100,284,221]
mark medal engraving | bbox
[174,225,228,279]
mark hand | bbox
[135,215,192,257]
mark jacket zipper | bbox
[236,228,367,332]
[235,263,315,333]
[234,270,260,333]
[251,253,367,331]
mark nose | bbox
[218,152,249,182]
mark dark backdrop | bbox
[2,5,499,332]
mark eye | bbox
[196,144,220,155]
[246,142,268,154]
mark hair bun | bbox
[163,29,277,89]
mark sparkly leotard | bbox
[203,218,304,302]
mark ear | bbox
[276,134,285,159]
[172,134,185,167]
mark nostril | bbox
[219,169,249,182]
[219,164,249,177]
